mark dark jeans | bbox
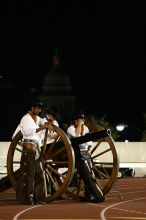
[73,146,103,200]
[16,148,45,204]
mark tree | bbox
[86,114,120,141]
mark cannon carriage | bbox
[6,123,119,203]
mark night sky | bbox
[0,0,146,140]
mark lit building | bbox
[39,49,76,121]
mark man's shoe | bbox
[35,201,46,205]
[38,201,46,205]
[90,196,105,203]
[79,196,87,202]
[79,195,105,203]
[98,196,105,202]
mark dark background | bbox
[0,0,146,140]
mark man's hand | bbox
[43,122,49,129]
[77,119,84,126]
[43,122,53,131]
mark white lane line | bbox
[112,207,146,215]
[13,205,42,220]
[100,197,146,220]
[107,218,146,219]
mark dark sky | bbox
[0,0,146,140]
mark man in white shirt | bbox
[40,109,59,145]
[15,98,50,205]
[67,112,105,203]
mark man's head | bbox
[72,111,85,126]
[30,98,44,115]
[73,111,85,127]
[30,98,43,108]
[46,109,56,123]
[73,111,85,121]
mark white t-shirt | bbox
[20,113,41,143]
[39,117,59,145]
[12,113,42,159]
[67,125,92,151]
[12,113,42,145]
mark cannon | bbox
[4,123,119,202]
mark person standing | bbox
[40,109,59,145]
[67,112,105,203]
[15,98,50,205]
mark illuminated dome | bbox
[40,49,76,120]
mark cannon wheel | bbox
[65,123,119,200]
[7,125,75,203]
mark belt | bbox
[80,149,88,152]
[23,139,36,143]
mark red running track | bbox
[0,177,146,220]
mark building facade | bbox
[39,49,76,121]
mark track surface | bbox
[0,177,146,220]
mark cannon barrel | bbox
[70,129,111,146]
[49,129,111,148]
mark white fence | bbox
[114,142,146,177]
[0,142,11,178]
[0,141,146,178]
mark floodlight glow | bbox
[116,125,125,131]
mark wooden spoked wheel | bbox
[65,123,119,200]
[7,125,75,203]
